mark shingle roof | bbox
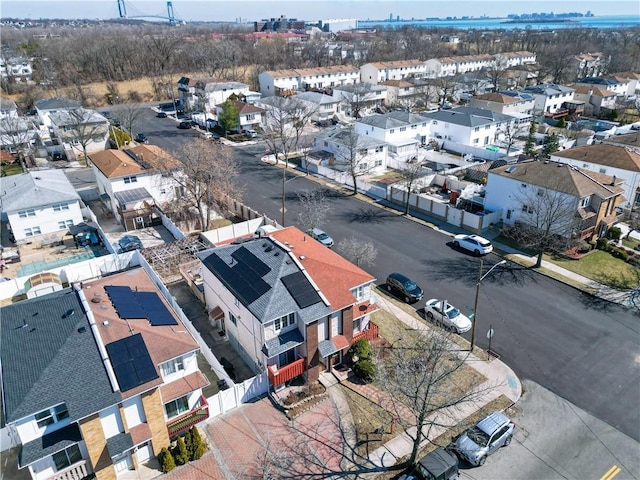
[490,160,624,198]
[0,169,80,213]
[316,127,386,148]
[20,423,83,467]
[295,91,340,105]
[89,145,180,178]
[356,114,409,130]
[366,59,425,69]
[34,97,81,111]
[1,288,122,425]
[265,65,358,78]
[603,132,640,149]
[522,84,575,96]
[423,106,513,127]
[553,144,640,172]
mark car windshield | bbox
[446,307,460,319]
[467,426,490,447]
[478,239,491,247]
[317,232,329,240]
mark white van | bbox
[245,129,258,138]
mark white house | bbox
[423,106,514,149]
[0,170,83,243]
[294,91,342,123]
[359,59,427,84]
[575,77,630,100]
[312,126,387,172]
[34,98,81,127]
[44,108,110,157]
[258,65,360,97]
[355,111,430,161]
[551,144,640,209]
[424,54,494,78]
[88,145,183,231]
[493,51,537,68]
[571,52,609,80]
[520,84,576,118]
[195,226,379,387]
[571,85,617,116]
[331,82,387,118]
[0,267,210,480]
[214,99,266,132]
[469,91,535,124]
[0,56,33,82]
[0,98,18,119]
[178,77,260,112]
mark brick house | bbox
[196,226,379,388]
[0,267,209,480]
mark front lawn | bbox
[544,250,639,290]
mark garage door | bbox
[136,442,153,463]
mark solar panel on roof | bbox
[105,285,146,319]
[206,254,270,305]
[135,291,178,326]
[281,271,322,309]
[232,246,271,277]
[105,333,158,392]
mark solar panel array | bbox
[281,272,322,309]
[105,285,178,326]
[204,246,272,305]
[105,333,158,391]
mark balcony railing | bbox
[166,396,209,438]
[267,358,306,387]
[352,321,379,343]
[48,460,89,480]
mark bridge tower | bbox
[167,1,176,25]
[117,0,127,18]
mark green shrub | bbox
[188,427,207,460]
[353,359,376,382]
[346,339,373,366]
[595,238,609,251]
[607,226,622,241]
[158,447,176,473]
[609,246,629,261]
[172,437,189,466]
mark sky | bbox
[1,0,638,23]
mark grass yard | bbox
[544,250,639,290]
[622,237,640,250]
[0,164,23,176]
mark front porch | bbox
[166,395,209,438]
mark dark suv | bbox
[386,272,424,303]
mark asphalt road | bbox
[134,105,640,443]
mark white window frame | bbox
[123,176,137,184]
[24,226,42,237]
[164,395,190,420]
[58,219,74,229]
[52,202,70,211]
[35,403,69,428]
[274,313,295,331]
[52,444,82,471]
[160,356,185,377]
[18,209,36,218]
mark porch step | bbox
[319,371,340,389]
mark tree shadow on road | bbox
[340,207,401,224]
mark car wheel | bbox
[404,296,411,303]
[504,435,512,446]
[478,456,486,466]
[447,325,455,333]
[453,240,460,248]
[474,249,481,256]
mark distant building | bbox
[254,15,305,32]
[317,18,357,32]
[258,65,360,97]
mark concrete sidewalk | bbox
[365,295,522,468]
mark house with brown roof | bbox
[484,159,624,240]
[551,144,640,209]
[258,65,360,97]
[571,85,617,116]
[213,99,266,132]
[195,226,379,388]
[1,267,210,480]
[571,52,609,80]
[88,145,183,230]
[469,91,535,121]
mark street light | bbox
[469,259,507,351]
[281,167,307,227]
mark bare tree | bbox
[0,115,35,172]
[296,189,331,233]
[486,55,511,92]
[331,125,377,195]
[507,180,581,267]
[167,139,243,231]
[337,236,377,267]
[118,104,145,139]
[375,328,492,467]
[428,77,457,108]
[64,108,110,165]
[497,121,526,156]
[399,162,426,214]
[339,82,375,119]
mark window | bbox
[537,188,544,197]
[484,136,489,145]
[274,313,295,331]
[246,114,255,121]
[375,159,383,167]
[390,129,395,134]
[598,167,607,174]
[581,196,591,208]
[165,396,189,419]
[52,203,69,211]
[359,149,368,156]
[375,146,383,153]
[58,220,74,229]
[35,403,69,428]
[473,138,479,144]
[474,127,480,132]
[229,312,237,326]
[24,226,41,237]
[123,176,137,184]
[432,121,438,125]
[399,127,406,132]
[411,125,417,129]
[160,356,185,377]
[352,285,365,301]
[234,297,240,307]
[18,209,36,218]
[52,444,82,471]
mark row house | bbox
[571,85,617,116]
[520,84,578,118]
[294,91,342,123]
[423,106,515,149]
[0,169,83,243]
[359,59,428,84]
[331,82,388,118]
[379,79,417,107]
[0,98,19,119]
[551,144,640,209]
[571,52,609,80]
[469,91,535,124]
[355,111,430,161]
[0,56,33,82]
[575,77,630,100]
[89,145,183,231]
[493,51,537,68]
[258,65,360,97]
[311,126,387,173]
[0,267,210,480]
[177,77,260,112]
[484,160,624,241]
[195,226,379,387]
[609,72,640,97]
[424,54,494,78]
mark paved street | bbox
[129,106,640,444]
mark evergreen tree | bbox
[158,447,176,473]
[183,429,193,459]
[189,427,207,460]
[218,100,239,134]
[172,437,189,466]
[524,120,537,156]
[542,132,560,157]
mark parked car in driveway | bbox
[308,228,334,248]
[385,272,424,303]
[400,447,459,480]
[424,299,472,334]
[117,235,143,253]
[454,411,515,466]
[453,234,493,255]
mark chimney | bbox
[611,175,616,186]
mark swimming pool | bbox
[576,119,618,132]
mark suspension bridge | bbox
[116,0,184,25]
